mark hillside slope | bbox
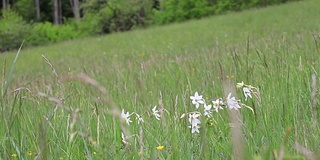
[0,0,319,77]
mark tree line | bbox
[0,0,299,52]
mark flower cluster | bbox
[236,81,260,101]
[190,92,205,109]
[121,106,161,126]
[183,82,258,134]
[118,81,258,152]
[188,112,201,133]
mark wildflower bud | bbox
[236,81,245,88]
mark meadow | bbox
[1,0,320,159]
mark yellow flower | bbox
[156,145,164,151]
[27,151,33,156]
[12,154,17,157]
[92,141,97,146]
[93,151,97,155]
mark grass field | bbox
[1,0,320,159]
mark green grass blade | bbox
[2,40,24,98]
[10,137,25,160]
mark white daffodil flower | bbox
[203,103,212,117]
[226,93,241,110]
[212,99,224,112]
[189,121,201,133]
[121,109,132,125]
[243,87,252,101]
[190,92,205,109]
[121,132,128,145]
[188,113,201,125]
[152,106,161,120]
[135,113,144,124]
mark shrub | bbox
[83,0,152,34]
[27,21,84,46]
[0,9,31,52]
[152,0,218,25]
[152,0,301,25]
[72,14,101,35]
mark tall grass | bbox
[0,0,319,159]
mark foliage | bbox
[153,0,214,24]
[0,0,302,51]
[83,0,153,33]
[0,9,30,52]
[12,0,74,23]
[26,21,87,46]
[68,15,101,35]
[152,0,300,24]
[13,0,36,22]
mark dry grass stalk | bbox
[158,91,167,131]
[311,74,318,128]
[1,59,6,88]
[68,108,94,145]
[139,124,144,154]
[12,87,31,93]
[69,108,81,143]
[41,54,61,87]
[37,121,48,160]
[277,127,292,160]
[65,73,132,147]
[294,143,318,160]
[173,94,179,120]
[223,79,244,160]
[97,114,100,145]
[64,72,119,115]
[38,91,95,144]
[38,92,71,112]
[43,114,55,131]
[70,73,108,95]
[229,109,244,160]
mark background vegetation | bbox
[0,0,300,52]
[0,0,319,159]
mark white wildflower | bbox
[190,92,205,109]
[188,121,201,134]
[203,103,212,117]
[152,106,161,120]
[212,98,224,112]
[188,113,201,125]
[243,87,252,101]
[135,113,144,124]
[121,132,128,145]
[121,109,132,125]
[226,93,241,110]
